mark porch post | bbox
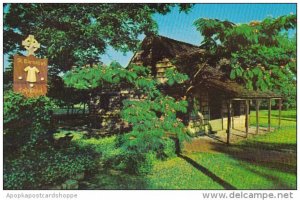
[232,111,234,129]
[255,100,260,134]
[227,99,232,145]
[245,100,249,137]
[268,98,272,132]
[278,98,282,128]
[221,104,224,130]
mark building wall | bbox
[189,88,247,135]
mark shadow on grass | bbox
[178,154,237,189]
[235,162,295,189]
[210,142,296,175]
[207,134,227,143]
[252,116,296,122]
[241,140,296,152]
[272,114,296,119]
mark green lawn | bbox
[55,109,296,189]
[147,109,296,189]
[147,153,295,189]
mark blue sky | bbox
[101,3,296,67]
[4,3,296,68]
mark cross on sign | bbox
[22,35,40,56]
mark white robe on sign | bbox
[24,66,39,82]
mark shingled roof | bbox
[130,35,281,99]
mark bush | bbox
[137,153,157,174]
[159,139,176,159]
[4,145,97,189]
[117,152,156,175]
[114,136,177,175]
[4,91,55,151]
[3,158,37,190]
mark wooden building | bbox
[128,35,282,144]
[91,35,282,143]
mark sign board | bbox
[13,55,48,97]
[13,35,48,98]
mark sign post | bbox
[13,35,48,98]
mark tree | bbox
[194,14,296,107]
[63,64,190,173]
[4,3,193,73]
[4,3,193,109]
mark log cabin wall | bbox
[155,58,173,83]
[187,88,210,135]
[198,89,210,125]
[88,83,122,134]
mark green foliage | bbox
[4,145,97,189]
[64,64,147,90]
[64,64,190,174]
[4,3,192,72]
[159,138,176,159]
[55,131,122,162]
[3,91,55,150]
[3,3,193,108]
[47,75,90,108]
[194,14,296,108]
[165,68,189,86]
[116,152,157,175]
[121,95,189,149]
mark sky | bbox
[100,3,296,67]
[4,3,297,68]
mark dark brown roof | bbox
[130,35,202,66]
[206,79,282,99]
[130,35,281,99]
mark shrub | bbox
[117,152,156,175]
[159,139,176,159]
[3,158,36,190]
[4,91,55,151]
[137,153,157,175]
[4,145,97,189]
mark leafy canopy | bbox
[64,64,190,154]
[194,14,296,107]
[4,3,193,73]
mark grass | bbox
[54,109,296,189]
[147,109,296,189]
[246,109,296,151]
[54,130,121,162]
[147,153,296,189]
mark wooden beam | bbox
[232,97,282,101]
[221,103,224,130]
[255,100,260,134]
[268,99,271,132]
[227,100,232,145]
[278,98,282,128]
[245,100,249,137]
[231,98,247,101]
[232,112,234,129]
